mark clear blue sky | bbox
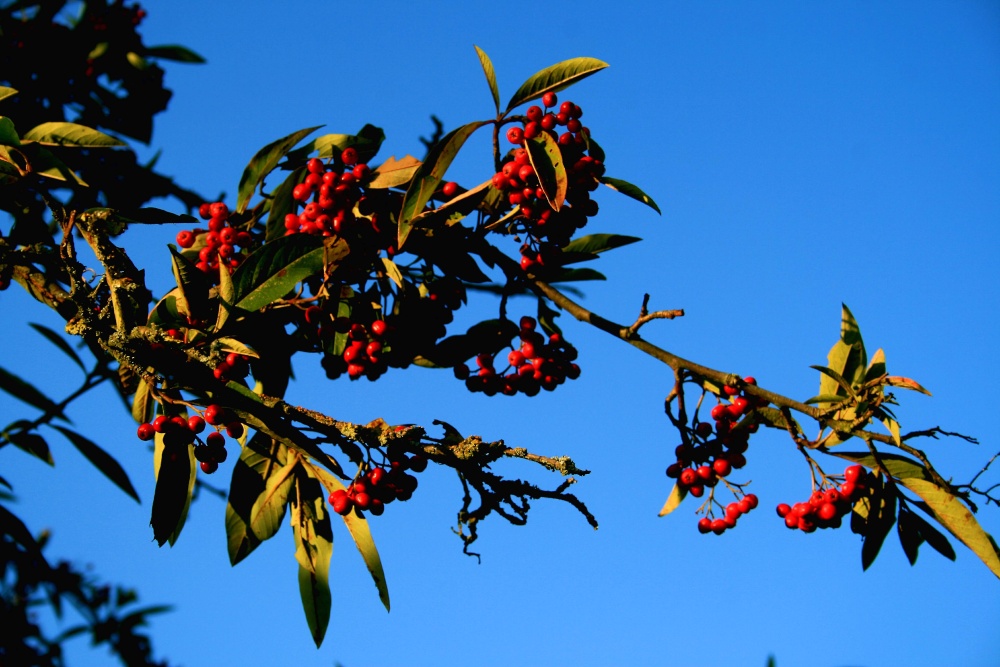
[2,1,999,665]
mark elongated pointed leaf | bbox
[232,235,349,313]
[291,474,334,647]
[226,434,289,565]
[237,126,322,213]
[658,482,687,517]
[115,207,198,225]
[308,465,390,612]
[600,177,661,214]
[7,430,54,465]
[864,348,887,384]
[398,121,490,249]
[0,87,17,104]
[21,144,86,184]
[169,246,212,322]
[264,166,305,242]
[525,132,567,211]
[367,155,421,190]
[313,124,385,164]
[132,379,153,425]
[901,478,1000,580]
[885,376,932,396]
[550,267,606,283]
[145,44,206,63]
[506,57,609,112]
[29,323,85,372]
[810,365,858,399]
[561,233,642,256]
[151,429,195,547]
[249,458,297,542]
[0,116,20,146]
[908,510,956,562]
[474,45,500,113]
[0,365,67,421]
[861,475,897,571]
[22,122,125,148]
[897,505,923,565]
[215,261,235,331]
[51,425,138,502]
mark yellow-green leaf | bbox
[658,482,687,517]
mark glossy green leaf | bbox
[237,126,322,214]
[249,458,297,542]
[600,177,661,214]
[0,87,17,104]
[232,235,349,313]
[52,425,138,502]
[506,57,609,112]
[309,465,390,612]
[901,478,1000,580]
[561,233,642,257]
[0,365,67,421]
[215,337,258,359]
[367,155,421,190]
[151,428,195,547]
[291,473,334,647]
[525,132,567,211]
[474,45,500,113]
[810,365,858,399]
[29,323,85,372]
[226,434,289,565]
[0,116,20,145]
[145,44,206,63]
[658,482,687,517]
[398,121,490,249]
[215,261,235,331]
[22,122,125,148]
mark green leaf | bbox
[398,121,490,249]
[131,379,153,425]
[864,348,887,384]
[22,122,125,148]
[0,365,68,421]
[51,425,139,502]
[381,257,404,288]
[0,87,17,104]
[810,365,858,399]
[264,166,305,242]
[600,177,661,214]
[367,155,421,190]
[291,473,334,647]
[525,132,568,211]
[308,465,390,612]
[232,235,349,313]
[561,233,642,257]
[505,57,609,112]
[169,246,212,323]
[29,323,85,372]
[312,124,385,164]
[249,458,297,542]
[474,45,501,114]
[151,428,195,547]
[214,337,258,359]
[144,44,206,63]
[902,478,1000,580]
[215,261,236,331]
[0,116,21,145]
[18,143,86,185]
[657,482,687,517]
[237,126,322,214]
[226,434,289,565]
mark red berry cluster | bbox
[776,465,868,532]
[455,316,580,396]
[697,493,759,535]
[323,319,390,381]
[135,404,244,474]
[214,352,251,383]
[493,91,606,250]
[283,153,370,237]
[328,450,427,518]
[175,201,253,277]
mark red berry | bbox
[137,423,155,441]
[226,422,244,439]
[698,517,712,534]
[818,502,838,521]
[506,126,524,145]
[341,147,359,165]
[679,468,698,487]
[176,230,195,248]
[200,460,219,474]
[776,503,791,518]
[542,91,557,108]
[711,518,727,535]
[204,404,226,426]
[712,458,733,477]
[370,320,388,337]
[442,181,458,198]
[187,416,206,434]
[844,465,865,483]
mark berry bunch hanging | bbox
[776,465,868,532]
[175,201,254,278]
[284,153,370,237]
[328,449,427,518]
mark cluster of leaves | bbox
[0,502,171,667]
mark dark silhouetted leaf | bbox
[600,177,661,214]
[51,425,138,502]
[561,233,642,257]
[0,365,67,421]
[897,505,923,565]
[264,166,305,242]
[145,44,206,63]
[7,429,54,465]
[29,322,85,372]
[151,430,195,546]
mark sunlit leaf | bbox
[237,126,322,213]
[381,257,404,288]
[525,132,567,211]
[474,45,500,113]
[131,379,153,425]
[249,458,297,542]
[22,122,125,148]
[232,235,349,313]
[226,434,289,565]
[600,177,661,214]
[367,155,421,190]
[291,473,334,646]
[657,482,687,517]
[506,57,609,112]
[885,376,932,396]
[52,425,139,502]
[0,87,17,104]
[398,121,491,249]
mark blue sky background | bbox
[2,1,999,665]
